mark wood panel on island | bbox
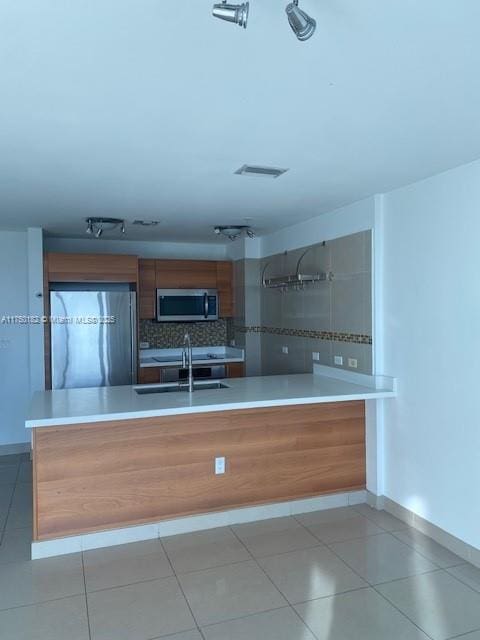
[32,401,366,541]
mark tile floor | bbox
[1,452,480,639]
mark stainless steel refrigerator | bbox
[50,287,137,389]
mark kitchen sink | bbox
[135,381,230,395]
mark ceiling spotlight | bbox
[212,1,249,28]
[285,0,316,41]
[85,217,125,238]
[214,225,255,241]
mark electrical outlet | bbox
[282,346,289,354]
[312,351,320,361]
[348,358,358,369]
[139,342,150,350]
[215,457,226,475]
[334,355,343,366]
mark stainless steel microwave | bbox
[156,289,219,322]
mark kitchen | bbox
[30,230,394,548]
[1,2,480,639]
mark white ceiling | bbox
[1,0,480,243]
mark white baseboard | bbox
[368,491,480,568]
[0,442,30,456]
[31,489,366,559]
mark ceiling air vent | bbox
[234,164,288,179]
[132,220,160,226]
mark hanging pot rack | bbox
[261,243,334,291]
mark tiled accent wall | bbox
[252,230,373,375]
[237,326,372,345]
[140,319,232,348]
[235,231,372,375]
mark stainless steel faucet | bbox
[182,333,194,392]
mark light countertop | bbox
[140,346,244,368]
[26,369,396,428]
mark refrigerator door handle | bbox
[130,292,138,384]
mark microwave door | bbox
[158,294,205,321]
[157,289,218,321]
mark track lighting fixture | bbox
[212,1,249,28]
[211,0,315,41]
[85,217,126,238]
[285,0,316,41]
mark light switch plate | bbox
[139,342,150,350]
[282,346,289,354]
[348,358,358,368]
[312,352,320,361]
[334,355,343,365]
[215,457,226,474]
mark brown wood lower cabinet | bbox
[226,362,245,378]
[137,367,162,384]
[32,401,366,540]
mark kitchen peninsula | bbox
[26,367,395,558]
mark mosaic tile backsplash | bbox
[140,319,232,348]
[236,325,372,345]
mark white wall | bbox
[44,237,228,260]
[0,231,31,446]
[381,158,480,550]
[259,197,376,257]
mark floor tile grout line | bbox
[165,555,260,578]
[446,627,480,640]
[308,522,440,640]
[198,604,292,632]
[388,529,465,571]
[351,503,409,533]
[289,600,323,640]
[227,524,291,605]
[0,460,21,545]
[370,584,437,640]
[353,504,470,571]
[158,535,206,638]
[0,590,88,614]
[228,523,372,638]
[445,565,480,596]
[85,572,177,595]
[81,551,93,640]
[322,531,439,639]
[440,567,480,597]
[298,522,400,547]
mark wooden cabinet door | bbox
[47,252,138,283]
[137,367,161,384]
[226,362,245,378]
[138,259,156,319]
[155,260,217,289]
[216,261,234,317]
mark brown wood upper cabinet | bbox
[138,259,156,319]
[138,259,234,319]
[155,260,217,289]
[46,252,138,283]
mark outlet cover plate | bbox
[215,457,226,474]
